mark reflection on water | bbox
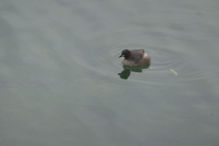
[118,64,150,79]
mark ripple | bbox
[72,30,206,85]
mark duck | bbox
[119,49,150,67]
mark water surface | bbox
[0,0,219,146]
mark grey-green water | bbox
[1,0,219,146]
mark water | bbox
[0,0,219,145]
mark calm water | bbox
[0,0,219,145]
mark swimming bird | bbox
[119,49,150,67]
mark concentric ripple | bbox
[73,30,205,85]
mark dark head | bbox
[119,49,131,59]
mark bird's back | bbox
[129,49,144,63]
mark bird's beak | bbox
[119,54,123,58]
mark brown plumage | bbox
[119,49,150,67]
